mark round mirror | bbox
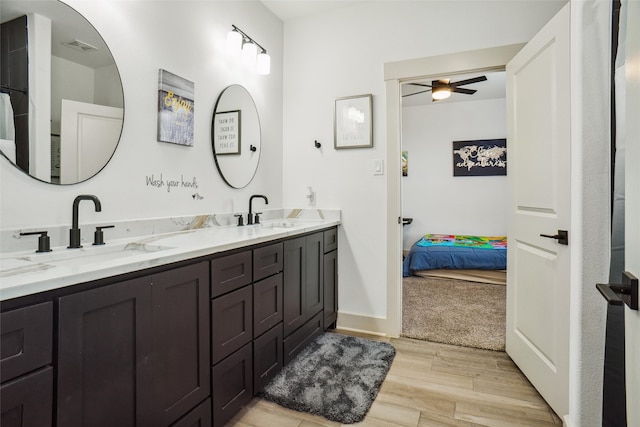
[211,85,261,189]
[0,0,124,184]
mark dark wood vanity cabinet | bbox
[0,302,54,427]
[0,225,337,427]
[57,262,210,427]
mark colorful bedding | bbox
[403,234,507,277]
[416,234,507,250]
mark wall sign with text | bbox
[213,110,241,155]
[453,139,507,176]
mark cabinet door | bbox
[283,236,305,336]
[211,286,252,364]
[0,366,53,427]
[152,262,210,426]
[58,277,153,427]
[304,233,324,321]
[253,324,283,393]
[212,343,253,427]
[253,273,283,338]
[323,249,338,328]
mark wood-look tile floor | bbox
[230,330,563,427]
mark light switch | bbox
[373,159,384,175]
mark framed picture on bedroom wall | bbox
[452,138,507,177]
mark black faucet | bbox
[248,195,268,225]
[69,195,102,248]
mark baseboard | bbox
[336,312,393,336]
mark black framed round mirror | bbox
[0,0,124,184]
[211,85,261,189]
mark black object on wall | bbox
[0,15,29,173]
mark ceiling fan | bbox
[404,75,488,101]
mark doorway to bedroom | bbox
[400,70,508,351]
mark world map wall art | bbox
[452,138,507,177]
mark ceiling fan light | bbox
[432,87,451,100]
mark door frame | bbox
[383,44,524,337]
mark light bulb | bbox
[257,52,271,75]
[432,87,451,100]
[226,30,242,54]
[242,41,257,66]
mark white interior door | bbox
[60,99,123,184]
[624,1,640,424]
[506,3,570,419]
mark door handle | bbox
[540,229,568,245]
[596,271,638,310]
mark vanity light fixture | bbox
[226,25,270,75]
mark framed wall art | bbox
[334,94,373,149]
[452,138,507,176]
[157,69,195,146]
[213,110,241,155]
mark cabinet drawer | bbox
[253,273,283,338]
[212,343,253,427]
[253,324,283,394]
[323,228,337,253]
[253,243,283,282]
[170,398,211,427]
[1,302,53,383]
[211,286,253,364]
[211,251,252,297]
[0,366,53,427]
[283,311,323,365]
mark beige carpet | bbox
[402,275,506,351]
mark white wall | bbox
[401,98,507,250]
[94,64,123,108]
[51,56,95,133]
[0,0,284,236]
[281,1,565,320]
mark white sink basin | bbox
[0,242,174,276]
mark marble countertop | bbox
[0,215,339,302]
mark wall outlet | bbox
[373,159,384,175]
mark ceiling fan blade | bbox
[407,83,432,88]
[450,75,487,87]
[452,87,477,95]
[402,89,432,98]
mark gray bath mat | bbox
[262,333,395,424]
